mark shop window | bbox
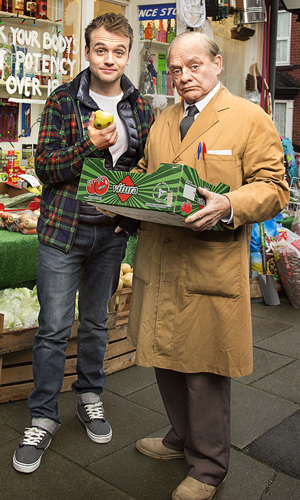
[276,11,291,66]
[94,0,123,17]
[274,99,294,140]
[0,0,82,174]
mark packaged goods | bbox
[274,229,300,308]
[76,160,230,231]
[0,44,13,82]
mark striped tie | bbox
[180,105,198,140]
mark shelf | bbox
[8,97,45,105]
[0,10,62,25]
[143,93,175,99]
[140,40,169,48]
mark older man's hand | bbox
[185,187,231,231]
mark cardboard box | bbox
[76,160,230,231]
[0,182,40,212]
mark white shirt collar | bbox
[183,82,220,115]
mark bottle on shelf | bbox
[167,71,173,96]
[37,0,47,18]
[152,21,157,41]
[156,70,162,94]
[139,22,144,41]
[157,20,167,43]
[24,1,37,16]
[162,70,167,95]
[3,0,13,12]
[144,22,153,40]
[167,26,175,43]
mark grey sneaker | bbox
[77,399,112,443]
[13,426,53,473]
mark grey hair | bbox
[166,32,221,67]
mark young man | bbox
[13,13,154,474]
[127,32,289,499]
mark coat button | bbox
[164,238,170,243]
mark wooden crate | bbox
[0,288,135,403]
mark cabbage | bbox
[0,287,40,331]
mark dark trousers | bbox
[155,368,231,487]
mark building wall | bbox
[287,14,300,151]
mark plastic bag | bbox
[273,229,300,308]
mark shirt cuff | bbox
[221,203,233,224]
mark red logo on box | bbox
[86,176,109,196]
[112,176,139,203]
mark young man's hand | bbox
[88,112,118,150]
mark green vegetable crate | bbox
[0,288,134,403]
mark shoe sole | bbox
[77,412,112,443]
[136,442,185,460]
[12,439,52,474]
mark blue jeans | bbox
[28,223,128,424]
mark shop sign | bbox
[139,3,176,20]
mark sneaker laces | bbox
[21,427,47,446]
[84,401,105,420]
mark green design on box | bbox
[77,159,230,231]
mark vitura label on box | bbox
[77,160,230,231]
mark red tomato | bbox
[94,176,109,195]
[86,179,96,194]
[185,201,192,215]
[181,201,187,213]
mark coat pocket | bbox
[184,239,241,299]
[133,228,154,285]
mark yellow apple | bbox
[94,110,114,129]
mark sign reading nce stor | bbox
[0,25,79,97]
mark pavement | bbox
[0,298,299,500]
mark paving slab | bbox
[252,359,300,403]
[248,410,300,480]
[217,448,275,500]
[127,383,167,415]
[50,390,169,467]
[88,440,187,500]
[0,422,20,445]
[251,300,300,326]
[251,315,291,343]
[105,366,157,397]
[255,326,300,358]
[231,381,297,449]
[0,439,133,500]
[234,346,293,385]
[261,472,300,499]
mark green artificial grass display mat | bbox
[0,231,39,288]
[0,232,137,290]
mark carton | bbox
[77,160,230,231]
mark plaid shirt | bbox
[35,69,155,253]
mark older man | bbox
[127,32,289,500]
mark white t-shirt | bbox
[89,89,128,167]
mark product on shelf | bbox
[3,0,13,12]
[167,71,173,96]
[139,22,144,40]
[162,70,167,95]
[24,1,37,16]
[144,22,153,40]
[158,20,167,43]
[156,70,162,94]
[37,0,47,18]
[14,0,24,12]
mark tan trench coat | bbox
[127,85,289,378]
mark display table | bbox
[0,231,38,289]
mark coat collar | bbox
[168,84,231,156]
